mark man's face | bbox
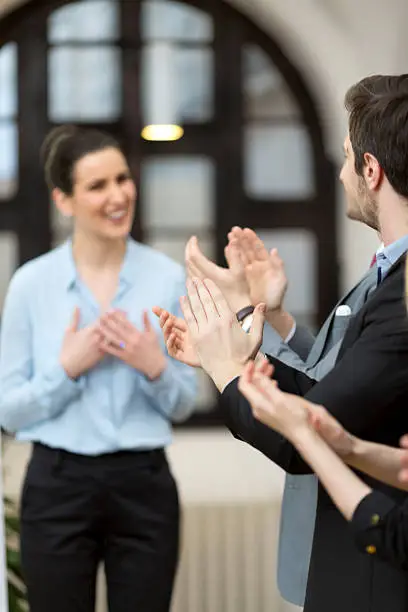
[339,135,378,230]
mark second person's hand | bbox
[152,306,201,368]
[99,309,167,380]
[60,307,105,380]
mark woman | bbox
[0,125,197,612]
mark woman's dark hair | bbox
[40,125,122,195]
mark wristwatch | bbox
[236,305,254,333]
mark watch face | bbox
[241,314,254,333]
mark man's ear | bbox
[363,152,383,191]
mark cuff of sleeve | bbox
[350,490,396,552]
[284,322,297,343]
[49,362,86,392]
[40,362,85,421]
[221,375,240,394]
[139,363,173,395]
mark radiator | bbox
[171,502,282,612]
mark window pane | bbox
[243,45,300,120]
[177,48,213,122]
[0,43,17,119]
[0,232,18,311]
[146,235,215,266]
[141,0,213,42]
[244,124,314,198]
[0,122,18,199]
[48,0,119,42]
[141,46,213,125]
[141,157,215,230]
[49,47,121,122]
[256,229,317,322]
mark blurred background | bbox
[0,0,404,610]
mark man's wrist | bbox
[230,294,252,313]
[266,308,295,340]
[208,362,245,393]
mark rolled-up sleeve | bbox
[0,269,84,432]
[350,490,408,570]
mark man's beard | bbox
[346,178,378,229]
[357,178,378,230]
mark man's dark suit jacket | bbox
[221,256,408,612]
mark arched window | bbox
[0,0,337,425]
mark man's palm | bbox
[185,236,250,311]
[247,255,288,311]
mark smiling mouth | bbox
[106,209,128,221]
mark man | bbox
[155,75,408,611]
[179,76,408,609]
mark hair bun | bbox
[40,125,79,170]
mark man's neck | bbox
[377,196,408,247]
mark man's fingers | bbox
[203,278,232,320]
[185,236,205,279]
[269,248,285,275]
[186,277,209,327]
[224,239,244,273]
[186,236,220,280]
[240,228,257,263]
[243,228,269,262]
[195,278,219,318]
[186,259,205,280]
[180,295,199,335]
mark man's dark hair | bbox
[345,75,408,197]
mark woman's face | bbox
[58,147,136,241]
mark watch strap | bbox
[236,305,255,322]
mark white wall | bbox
[1,0,408,610]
